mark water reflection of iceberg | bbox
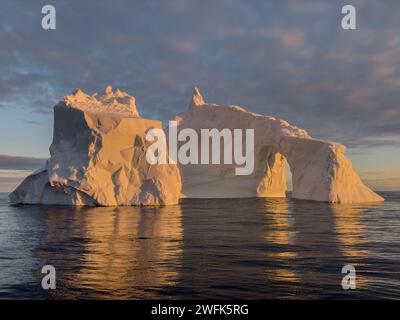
[37,205,183,299]
[263,198,298,283]
[292,200,376,292]
[332,203,381,289]
[29,196,382,299]
[262,198,377,295]
[332,203,371,259]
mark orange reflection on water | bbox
[39,205,183,299]
[332,204,369,259]
[332,203,380,289]
[263,198,298,282]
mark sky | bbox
[0,0,399,192]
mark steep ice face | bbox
[62,85,139,117]
[10,87,181,206]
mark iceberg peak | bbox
[105,85,113,95]
[190,86,205,108]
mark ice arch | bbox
[175,88,383,204]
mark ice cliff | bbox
[9,86,181,206]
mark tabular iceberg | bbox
[175,88,384,204]
[9,86,181,206]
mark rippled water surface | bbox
[0,192,399,299]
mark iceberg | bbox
[175,88,384,204]
[9,86,181,206]
[10,86,383,206]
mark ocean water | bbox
[0,191,399,300]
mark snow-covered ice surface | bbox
[63,85,139,117]
[10,86,181,206]
[176,88,384,204]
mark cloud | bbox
[1,0,400,148]
[0,153,45,192]
[0,154,46,170]
[362,177,400,191]
[0,176,24,192]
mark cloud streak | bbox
[0,154,46,170]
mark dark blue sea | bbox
[0,192,399,299]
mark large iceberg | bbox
[9,86,181,206]
[10,86,383,206]
[175,88,384,204]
